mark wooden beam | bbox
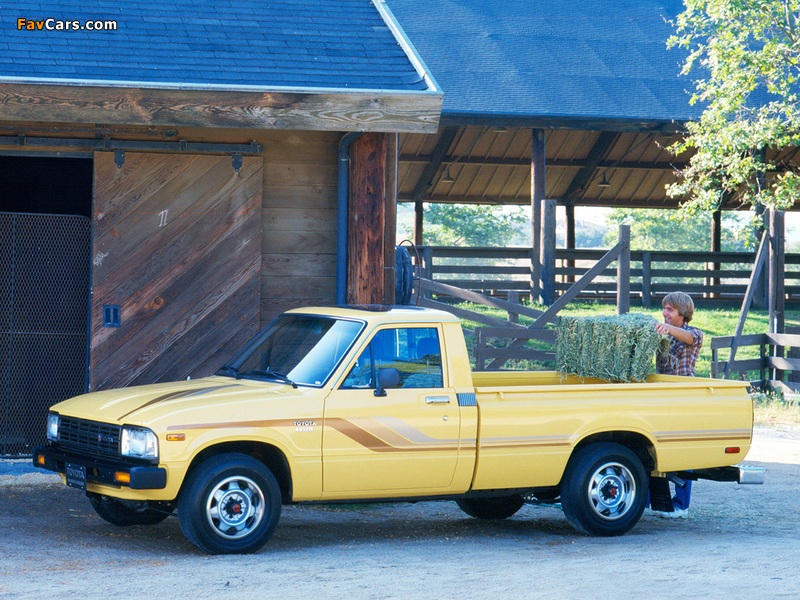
[769,211,785,335]
[562,131,619,202]
[400,154,688,172]
[541,199,557,305]
[414,200,424,246]
[531,129,545,303]
[409,127,459,201]
[398,194,714,209]
[0,83,443,133]
[384,133,398,305]
[348,132,390,305]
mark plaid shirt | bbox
[656,324,703,377]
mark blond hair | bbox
[662,291,695,323]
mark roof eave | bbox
[438,112,696,134]
[0,79,443,133]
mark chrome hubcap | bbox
[206,476,265,539]
[587,462,635,520]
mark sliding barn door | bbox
[90,152,262,390]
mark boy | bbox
[652,291,703,517]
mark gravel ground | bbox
[1,425,798,600]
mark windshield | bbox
[218,314,364,387]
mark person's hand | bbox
[654,322,671,335]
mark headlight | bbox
[46,413,59,441]
[120,426,159,459]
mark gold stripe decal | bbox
[119,385,242,420]
[325,417,461,453]
[654,429,752,443]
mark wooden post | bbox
[566,200,576,284]
[348,132,394,305]
[641,251,652,308]
[421,246,433,299]
[710,208,722,298]
[769,210,785,335]
[414,200,424,246]
[769,210,785,384]
[507,291,520,324]
[384,133,398,304]
[530,129,545,302]
[541,199,557,305]
[616,224,630,314]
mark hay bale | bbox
[556,313,668,382]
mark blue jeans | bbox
[673,479,692,510]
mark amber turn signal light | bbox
[114,471,131,484]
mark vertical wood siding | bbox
[90,152,262,390]
[260,132,339,325]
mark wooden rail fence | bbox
[711,331,800,394]
[415,247,800,306]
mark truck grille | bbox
[57,416,121,458]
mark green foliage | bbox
[668,0,800,214]
[421,204,528,246]
[556,313,667,382]
[603,208,752,250]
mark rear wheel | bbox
[178,453,281,554]
[456,494,525,519]
[88,494,171,526]
[560,442,647,536]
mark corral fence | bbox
[414,247,800,307]
[711,330,800,395]
[413,225,632,371]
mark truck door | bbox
[322,326,460,496]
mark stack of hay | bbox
[556,313,668,382]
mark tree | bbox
[603,208,750,251]
[667,0,800,213]
[407,203,529,246]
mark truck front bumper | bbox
[33,445,167,490]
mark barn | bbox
[0,0,442,455]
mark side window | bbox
[341,327,443,389]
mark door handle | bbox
[425,396,451,405]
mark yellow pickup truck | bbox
[34,306,763,554]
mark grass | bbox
[752,389,800,427]
[443,297,800,426]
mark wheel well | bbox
[185,441,293,503]
[572,431,655,472]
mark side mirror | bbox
[374,367,401,397]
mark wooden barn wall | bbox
[90,152,263,391]
[258,131,340,325]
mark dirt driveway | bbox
[1,425,798,600]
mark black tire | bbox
[456,494,525,519]
[178,453,281,555]
[88,494,171,526]
[560,442,647,537]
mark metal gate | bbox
[1,213,91,457]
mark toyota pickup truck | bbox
[34,305,764,554]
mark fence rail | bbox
[415,246,800,305]
[711,332,800,394]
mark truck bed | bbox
[467,370,754,490]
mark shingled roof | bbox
[4,0,436,91]
[387,0,701,126]
[0,0,442,132]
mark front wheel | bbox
[456,494,525,519]
[560,442,647,537]
[178,453,281,554]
